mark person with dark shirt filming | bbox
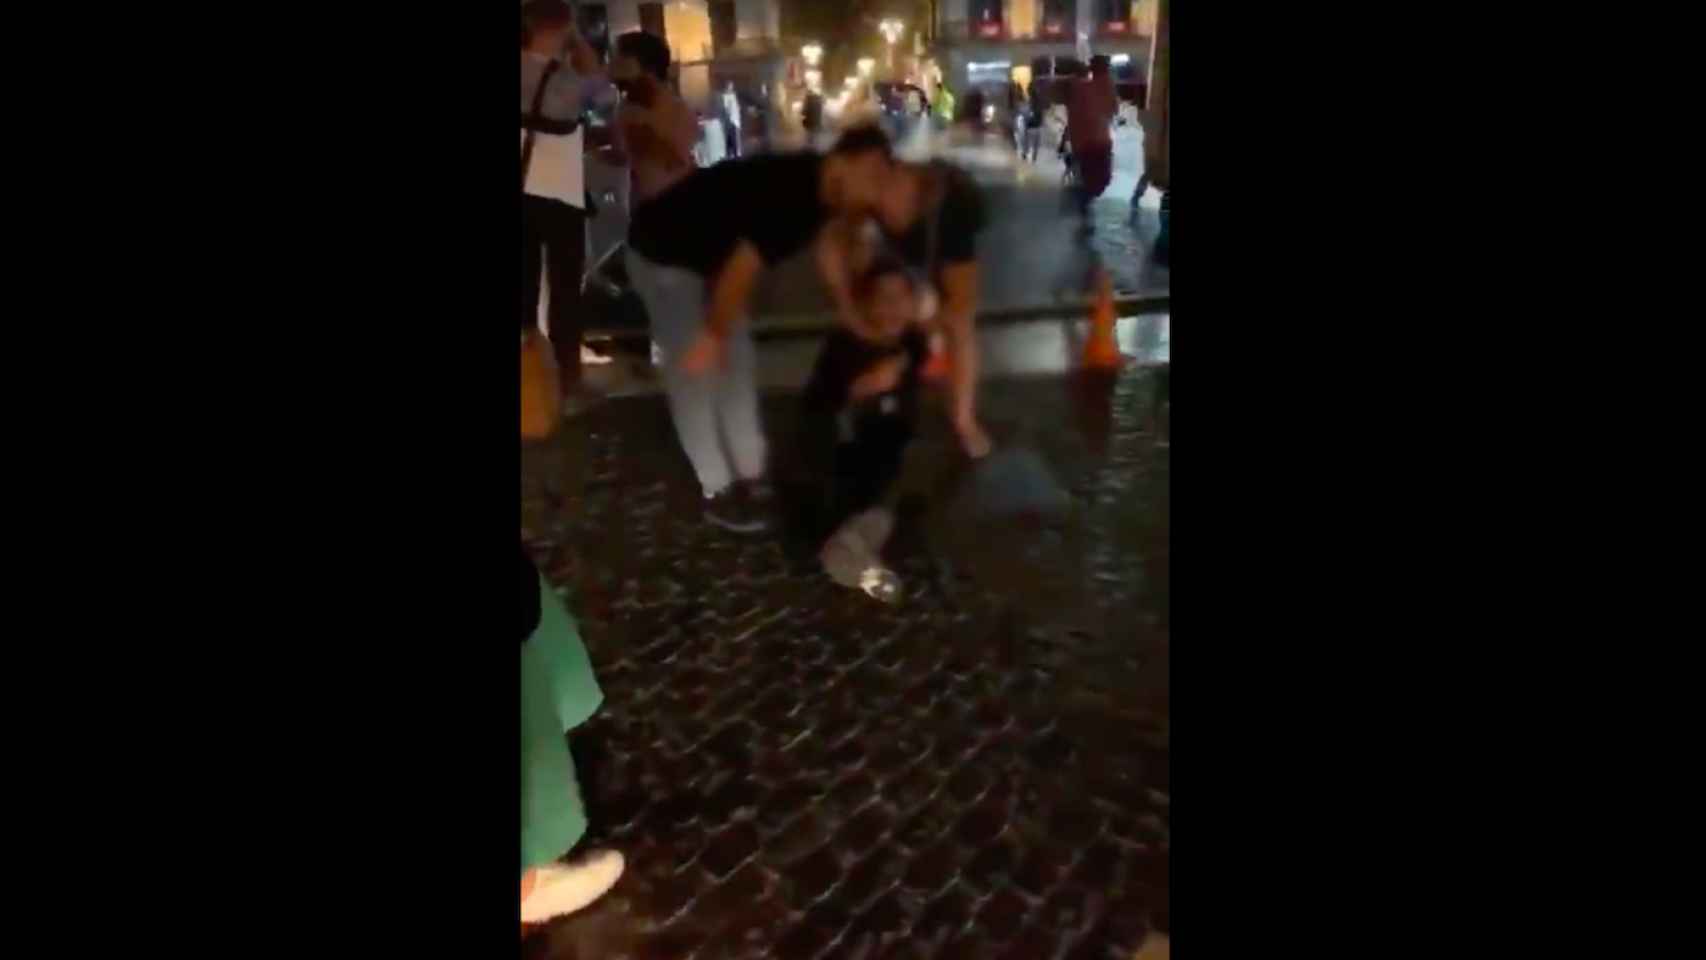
[783,257,930,602]
[625,127,894,534]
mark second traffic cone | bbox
[921,329,950,383]
[1083,268,1123,369]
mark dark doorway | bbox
[710,1,737,54]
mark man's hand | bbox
[850,355,908,400]
[955,417,993,459]
[679,331,727,375]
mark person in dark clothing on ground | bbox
[782,257,929,601]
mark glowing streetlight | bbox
[801,42,823,68]
[857,57,875,79]
[878,18,904,73]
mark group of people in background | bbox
[1005,54,1168,252]
[519,0,991,933]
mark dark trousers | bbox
[780,408,915,567]
[1073,141,1114,217]
[522,194,587,387]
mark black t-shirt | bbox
[884,162,985,282]
[629,152,828,275]
[803,326,930,421]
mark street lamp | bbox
[857,57,875,79]
[878,18,904,73]
[801,42,823,68]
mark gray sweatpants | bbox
[626,247,767,497]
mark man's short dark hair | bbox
[521,0,574,44]
[855,255,914,301]
[1090,54,1111,75]
[830,124,894,161]
[615,30,671,80]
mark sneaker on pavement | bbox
[520,849,624,924]
[858,565,904,604]
[704,488,768,534]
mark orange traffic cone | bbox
[1083,268,1123,369]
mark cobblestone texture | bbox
[523,366,1168,959]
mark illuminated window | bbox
[971,0,1005,39]
[1097,0,1132,35]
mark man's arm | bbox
[679,240,765,373]
[814,220,863,330]
[938,260,990,457]
[561,24,617,109]
[706,240,764,338]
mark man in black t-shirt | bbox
[624,127,894,534]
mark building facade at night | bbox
[931,0,1156,103]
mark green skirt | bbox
[521,574,603,876]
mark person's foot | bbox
[847,507,896,556]
[703,487,769,534]
[858,565,904,603]
[520,849,624,924]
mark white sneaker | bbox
[858,565,903,604]
[520,849,624,923]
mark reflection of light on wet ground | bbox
[976,313,1170,377]
[586,314,1170,398]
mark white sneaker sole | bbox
[520,850,625,923]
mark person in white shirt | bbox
[521,0,616,404]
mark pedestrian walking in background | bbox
[720,81,743,159]
[1022,86,1045,162]
[932,85,955,131]
[1066,54,1118,232]
[522,0,616,411]
[624,127,895,533]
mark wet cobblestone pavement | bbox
[523,365,1169,959]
